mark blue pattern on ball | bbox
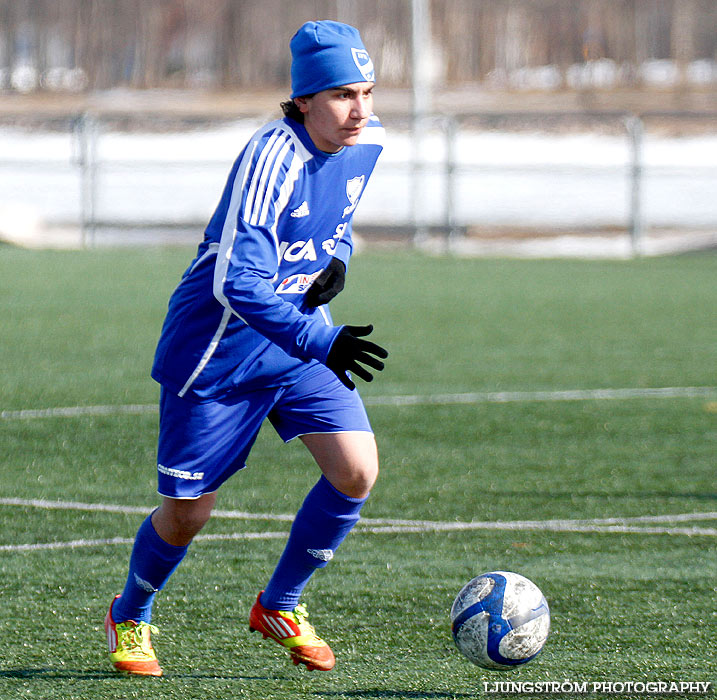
[452,572,549,667]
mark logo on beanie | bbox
[351,47,375,82]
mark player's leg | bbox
[250,367,376,671]
[300,430,378,498]
[106,386,273,676]
[106,492,217,675]
[152,491,217,546]
[259,431,376,611]
[112,493,217,621]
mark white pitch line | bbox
[4,497,716,528]
[359,523,717,537]
[0,537,134,552]
[0,531,290,552]
[1,386,716,420]
[0,497,295,522]
[3,522,715,552]
[0,404,158,420]
[2,498,716,552]
[364,386,717,406]
[194,531,289,542]
[0,497,153,516]
[355,511,717,527]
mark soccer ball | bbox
[450,571,550,670]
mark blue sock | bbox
[112,513,189,624]
[261,476,367,611]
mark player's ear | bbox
[294,96,311,114]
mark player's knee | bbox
[350,440,379,496]
[153,495,214,546]
[158,511,209,545]
[335,458,378,499]
[304,431,379,498]
[360,459,379,493]
[179,509,212,538]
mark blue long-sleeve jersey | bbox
[151,115,384,401]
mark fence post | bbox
[410,113,430,245]
[444,115,460,248]
[626,114,644,257]
[411,0,432,246]
[74,113,98,248]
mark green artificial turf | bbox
[1,247,715,699]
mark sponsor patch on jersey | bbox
[322,222,348,255]
[276,270,321,295]
[280,238,317,262]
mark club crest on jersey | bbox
[343,175,365,218]
[351,48,375,82]
[276,270,321,295]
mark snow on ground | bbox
[0,119,715,256]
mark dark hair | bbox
[280,95,315,124]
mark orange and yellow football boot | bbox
[249,592,335,671]
[105,595,163,676]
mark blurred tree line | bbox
[0,0,714,92]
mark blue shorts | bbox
[156,364,372,499]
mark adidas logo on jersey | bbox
[290,201,310,218]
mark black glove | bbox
[326,325,389,391]
[304,257,345,307]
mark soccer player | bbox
[104,20,388,676]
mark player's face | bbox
[295,82,374,153]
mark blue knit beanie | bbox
[290,20,375,98]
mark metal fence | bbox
[1,110,715,256]
[401,110,717,256]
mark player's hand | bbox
[304,257,345,307]
[326,324,388,390]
